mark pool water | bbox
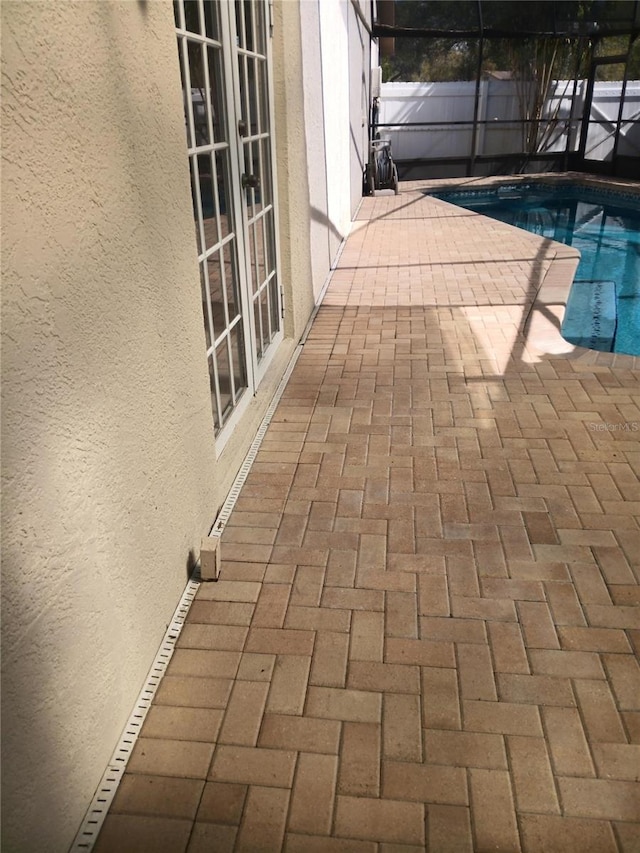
[433,183,640,357]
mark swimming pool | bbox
[433,183,640,357]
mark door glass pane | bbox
[208,356,220,431]
[239,55,250,133]
[253,0,266,55]
[178,42,194,148]
[200,266,212,349]
[253,300,263,359]
[215,340,232,418]
[247,58,258,134]
[248,225,258,294]
[242,141,252,212]
[260,137,271,206]
[207,46,226,142]
[235,2,245,50]
[188,40,210,146]
[215,149,233,239]
[230,324,247,396]
[244,1,254,52]
[258,60,269,132]
[203,0,219,40]
[198,153,219,250]
[242,141,262,213]
[254,217,265,286]
[183,0,201,33]
[249,225,260,293]
[260,286,270,348]
[264,208,275,273]
[222,241,240,320]
[206,252,226,337]
[269,277,280,337]
[189,156,202,251]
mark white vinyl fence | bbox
[378,79,640,163]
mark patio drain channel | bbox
[69,577,199,850]
[210,226,348,536]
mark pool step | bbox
[561,280,617,352]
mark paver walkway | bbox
[96,185,640,852]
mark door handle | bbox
[242,173,260,190]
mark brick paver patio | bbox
[95,183,640,852]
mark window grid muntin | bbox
[175,28,223,48]
[189,139,228,154]
[236,46,267,60]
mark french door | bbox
[175,0,282,444]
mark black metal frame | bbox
[372,0,640,41]
[370,0,640,179]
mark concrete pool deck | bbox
[94,181,640,852]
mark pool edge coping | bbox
[412,173,639,370]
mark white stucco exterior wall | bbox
[1,3,220,849]
[318,0,372,256]
[280,0,373,303]
[349,0,371,214]
[319,0,353,257]
[300,0,334,300]
[272,0,316,338]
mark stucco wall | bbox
[318,0,371,252]
[1,2,219,849]
[319,0,352,257]
[277,0,371,307]
[272,0,316,338]
[350,1,371,215]
[299,0,334,301]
